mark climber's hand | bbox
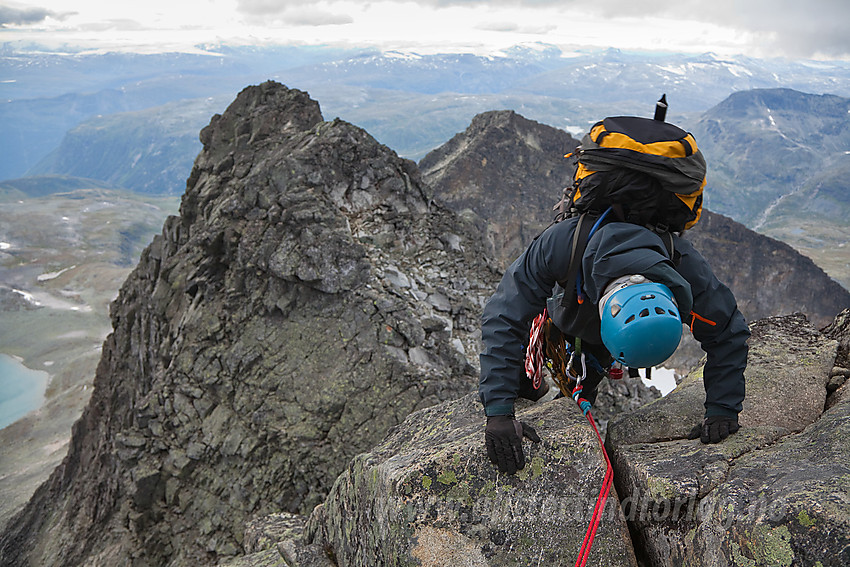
[485,415,541,474]
[687,415,740,444]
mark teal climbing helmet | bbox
[600,278,682,368]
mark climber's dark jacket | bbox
[479,216,749,419]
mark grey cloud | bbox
[236,0,291,17]
[475,0,850,57]
[477,21,520,32]
[236,0,565,14]
[283,8,352,26]
[78,19,147,33]
[236,1,352,25]
[0,5,56,25]
[476,21,556,34]
[572,0,850,58]
[233,0,850,57]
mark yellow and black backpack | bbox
[556,108,706,233]
[547,100,708,345]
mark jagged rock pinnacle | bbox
[0,81,498,567]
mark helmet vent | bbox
[668,310,677,316]
[655,307,666,315]
[639,308,650,318]
[625,315,635,324]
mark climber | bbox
[480,113,749,475]
[480,215,749,474]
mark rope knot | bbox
[571,385,583,401]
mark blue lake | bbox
[0,354,49,430]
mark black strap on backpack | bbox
[562,212,596,303]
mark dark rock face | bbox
[607,312,848,567]
[823,309,850,409]
[420,110,579,269]
[0,82,499,566]
[687,211,850,329]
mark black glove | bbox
[688,415,740,444]
[485,415,541,474]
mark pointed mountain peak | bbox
[199,81,323,156]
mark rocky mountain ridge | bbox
[419,109,579,270]
[8,50,850,289]
[0,82,499,566]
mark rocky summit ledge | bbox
[304,392,637,567]
[225,392,639,567]
[224,311,850,567]
[607,312,849,567]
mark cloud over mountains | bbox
[4,0,849,59]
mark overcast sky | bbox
[1,0,849,59]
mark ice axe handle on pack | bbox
[654,93,668,121]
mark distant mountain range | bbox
[694,88,850,223]
[2,44,850,286]
[26,97,228,194]
[4,44,850,178]
[691,88,850,285]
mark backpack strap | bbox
[656,229,681,266]
[561,213,595,303]
[561,208,615,304]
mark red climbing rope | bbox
[525,312,614,565]
[574,394,614,567]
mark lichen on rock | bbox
[304,393,638,567]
